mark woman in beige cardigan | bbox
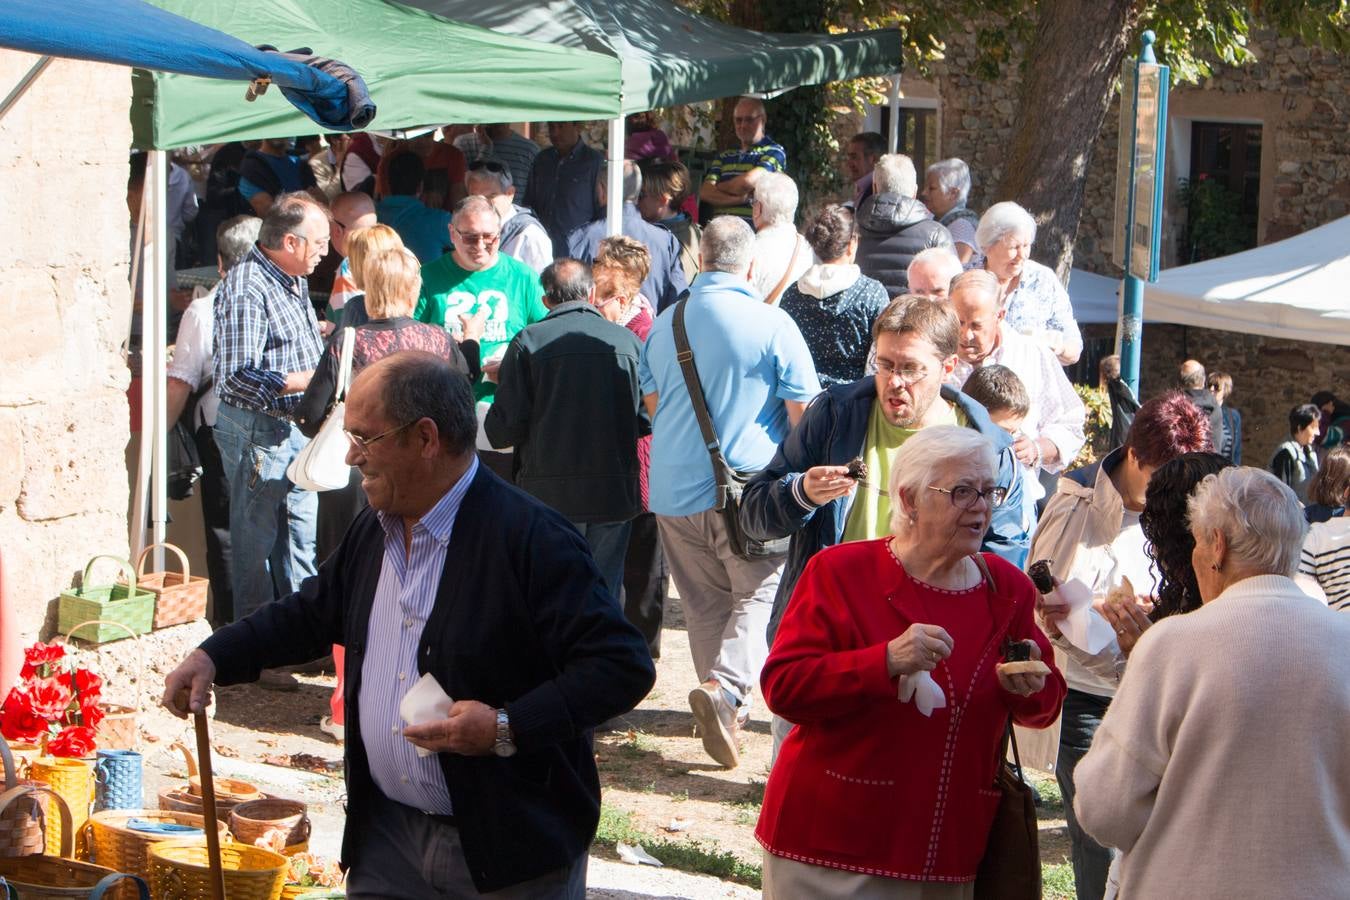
[1074,467,1350,898]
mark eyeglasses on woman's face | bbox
[928,484,1008,509]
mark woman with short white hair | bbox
[1075,467,1350,899]
[977,201,1082,365]
[757,424,1064,898]
[751,171,814,303]
[921,158,982,268]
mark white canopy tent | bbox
[1143,216,1350,345]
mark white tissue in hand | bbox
[1054,577,1117,655]
[898,670,947,717]
[399,673,454,758]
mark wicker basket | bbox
[83,809,227,881]
[0,855,146,900]
[148,839,287,900]
[157,786,263,824]
[58,620,146,752]
[28,757,94,858]
[228,799,310,853]
[136,543,209,629]
[6,741,42,778]
[281,888,343,900]
[0,744,73,860]
[57,558,154,643]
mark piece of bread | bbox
[996,659,1051,677]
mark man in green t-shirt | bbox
[417,195,548,402]
[417,195,548,478]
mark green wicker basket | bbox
[57,557,154,643]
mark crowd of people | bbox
[155,103,1350,899]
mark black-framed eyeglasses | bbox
[929,484,1008,509]
[344,420,414,453]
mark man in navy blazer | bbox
[566,160,689,311]
[164,351,655,897]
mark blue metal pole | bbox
[1118,30,1156,398]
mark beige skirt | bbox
[762,852,976,900]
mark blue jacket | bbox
[740,379,1029,640]
[566,202,690,311]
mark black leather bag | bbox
[671,296,789,561]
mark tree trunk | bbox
[995,0,1141,278]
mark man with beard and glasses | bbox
[742,294,1028,644]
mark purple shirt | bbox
[359,455,479,813]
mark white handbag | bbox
[287,327,355,491]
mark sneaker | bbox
[688,680,740,769]
[257,668,300,692]
[319,715,345,742]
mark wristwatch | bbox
[493,708,516,758]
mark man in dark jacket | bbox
[164,352,655,898]
[855,153,955,296]
[566,161,689,311]
[740,295,1028,650]
[485,258,647,596]
[1179,359,1224,446]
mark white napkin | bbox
[897,670,946,717]
[398,673,454,758]
[1053,577,1118,655]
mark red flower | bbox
[47,725,96,758]
[19,642,66,681]
[0,689,47,742]
[60,668,103,702]
[27,678,73,721]
[77,702,105,730]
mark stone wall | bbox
[0,52,133,641]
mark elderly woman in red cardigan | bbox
[756,425,1065,898]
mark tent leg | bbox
[606,117,624,238]
[147,151,170,571]
[0,56,52,124]
[887,73,901,154]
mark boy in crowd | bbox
[962,364,1040,536]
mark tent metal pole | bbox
[887,73,901,154]
[147,151,169,571]
[130,183,152,563]
[0,56,52,124]
[606,117,624,237]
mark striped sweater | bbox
[1300,516,1350,610]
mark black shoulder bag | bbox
[971,552,1042,900]
[671,296,790,561]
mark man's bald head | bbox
[907,248,964,300]
[331,191,377,257]
[1179,359,1206,389]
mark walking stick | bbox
[176,689,227,900]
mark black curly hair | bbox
[1140,451,1234,620]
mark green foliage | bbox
[1176,176,1251,262]
[593,805,764,888]
[1042,861,1078,899]
[1073,384,1114,470]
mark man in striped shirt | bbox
[212,193,327,624]
[165,352,655,897]
[699,97,786,224]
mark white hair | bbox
[873,153,918,198]
[926,158,971,206]
[1187,467,1307,577]
[754,171,798,227]
[975,201,1037,253]
[700,216,755,274]
[888,426,998,534]
[596,160,643,203]
[906,246,963,286]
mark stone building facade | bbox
[870,24,1350,467]
[0,52,133,641]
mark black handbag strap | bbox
[973,551,1028,786]
[671,293,734,498]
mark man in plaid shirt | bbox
[213,193,328,628]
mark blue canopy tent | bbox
[0,0,376,561]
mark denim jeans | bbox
[1058,688,1113,900]
[213,403,318,621]
[571,519,633,602]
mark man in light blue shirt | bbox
[640,216,820,768]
